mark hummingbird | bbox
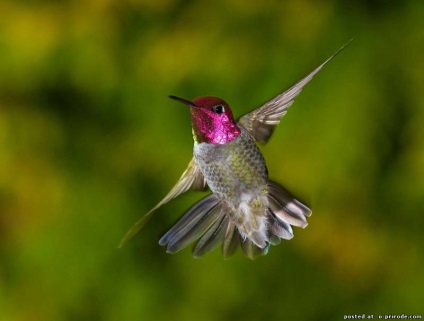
[120,41,352,259]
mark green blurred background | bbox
[1,1,423,320]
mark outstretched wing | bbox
[119,157,207,247]
[238,39,352,144]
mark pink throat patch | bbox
[206,114,241,144]
[191,110,241,144]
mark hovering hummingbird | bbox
[120,41,351,259]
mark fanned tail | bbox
[159,194,225,254]
[159,181,311,260]
[266,181,312,234]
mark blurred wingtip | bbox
[331,38,354,60]
[118,210,155,248]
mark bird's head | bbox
[169,95,241,144]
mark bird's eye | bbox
[212,105,225,114]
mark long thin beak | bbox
[169,95,199,108]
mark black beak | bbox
[169,95,199,108]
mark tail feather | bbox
[222,223,240,259]
[193,215,229,258]
[268,210,294,240]
[268,234,281,246]
[159,194,220,246]
[240,237,269,260]
[159,181,311,259]
[159,195,223,253]
[268,181,311,228]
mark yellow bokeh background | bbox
[0,1,423,320]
